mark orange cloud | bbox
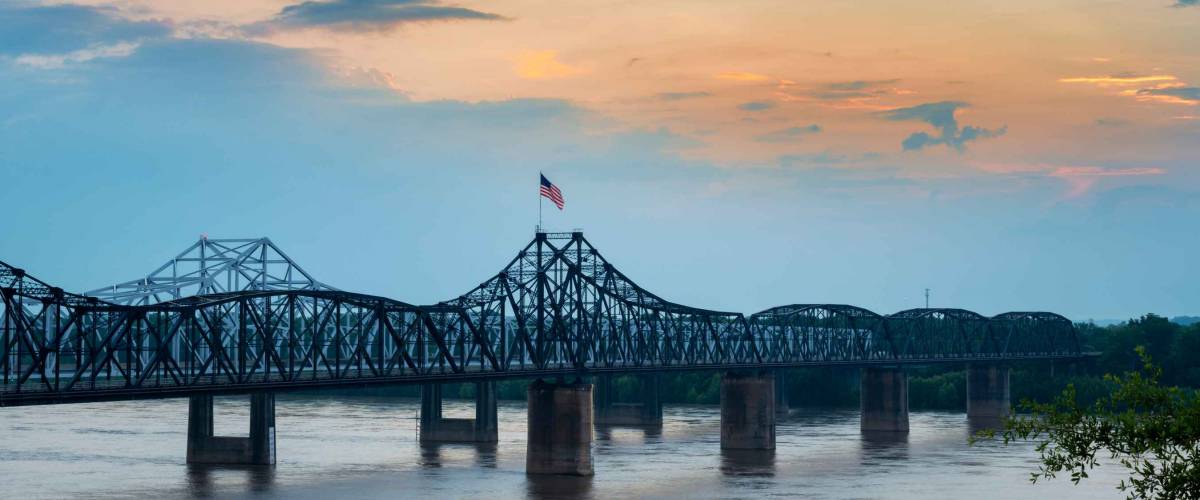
[515,50,587,79]
[1059,74,1177,85]
[716,71,772,82]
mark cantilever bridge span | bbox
[1,231,1080,407]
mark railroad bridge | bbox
[1,232,1083,474]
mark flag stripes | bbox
[540,174,564,210]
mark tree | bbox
[981,347,1200,499]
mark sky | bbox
[0,0,1197,321]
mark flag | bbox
[540,174,564,210]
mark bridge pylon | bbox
[526,379,594,476]
[720,371,776,450]
[860,367,909,433]
[186,393,276,466]
[419,382,498,443]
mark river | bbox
[0,394,1126,499]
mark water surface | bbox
[0,395,1125,499]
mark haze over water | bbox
[0,395,1125,499]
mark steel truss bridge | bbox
[1,232,1081,407]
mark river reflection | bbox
[0,396,1126,499]
[419,443,499,469]
[185,464,276,497]
[526,474,594,500]
[719,449,776,477]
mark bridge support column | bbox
[720,371,775,450]
[967,364,1010,420]
[420,382,498,443]
[594,374,662,426]
[860,367,909,433]
[526,379,593,476]
[186,393,276,465]
[775,369,790,417]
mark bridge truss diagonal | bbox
[2,232,1082,406]
[84,237,334,306]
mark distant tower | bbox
[924,288,930,309]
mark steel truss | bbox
[1,232,1081,406]
[85,237,333,305]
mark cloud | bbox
[879,101,1006,152]
[1050,166,1168,198]
[252,0,507,33]
[755,124,821,143]
[716,72,771,82]
[1174,0,1198,7]
[13,42,140,69]
[1061,72,1199,106]
[658,91,711,101]
[0,3,170,57]
[1059,73,1177,85]
[975,162,1168,198]
[825,79,901,92]
[1094,118,1131,127]
[1135,86,1200,105]
[515,50,587,79]
[738,101,775,112]
[775,78,908,109]
[778,151,880,166]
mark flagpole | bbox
[538,171,543,232]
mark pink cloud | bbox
[974,163,1167,198]
[1049,166,1167,198]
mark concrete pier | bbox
[594,374,662,426]
[860,367,909,432]
[420,382,499,443]
[967,364,1011,420]
[526,379,594,476]
[720,371,775,450]
[775,369,790,417]
[186,393,276,465]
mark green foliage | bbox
[909,371,965,410]
[661,372,722,404]
[987,347,1200,499]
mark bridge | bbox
[1,231,1083,474]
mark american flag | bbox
[540,174,564,210]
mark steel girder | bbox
[84,237,334,305]
[2,233,1083,406]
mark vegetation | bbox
[981,348,1200,499]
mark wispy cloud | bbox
[0,3,169,60]
[1061,72,1199,106]
[976,162,1167,198]
[775,79,909,109]
[1050,166,1168,198]
[250,0,507,34]
[755,124,821,143]
[515,50,587,79]
[778,151,879,166]
[879,101,1005,152]
[1059,73,1177,85]
[717,72,772,82]
[13,42,140,69]
[1134,86,1200,105]
[738,101,775,112]
[658,91,711,101]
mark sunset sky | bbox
[1,0,1197,320]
